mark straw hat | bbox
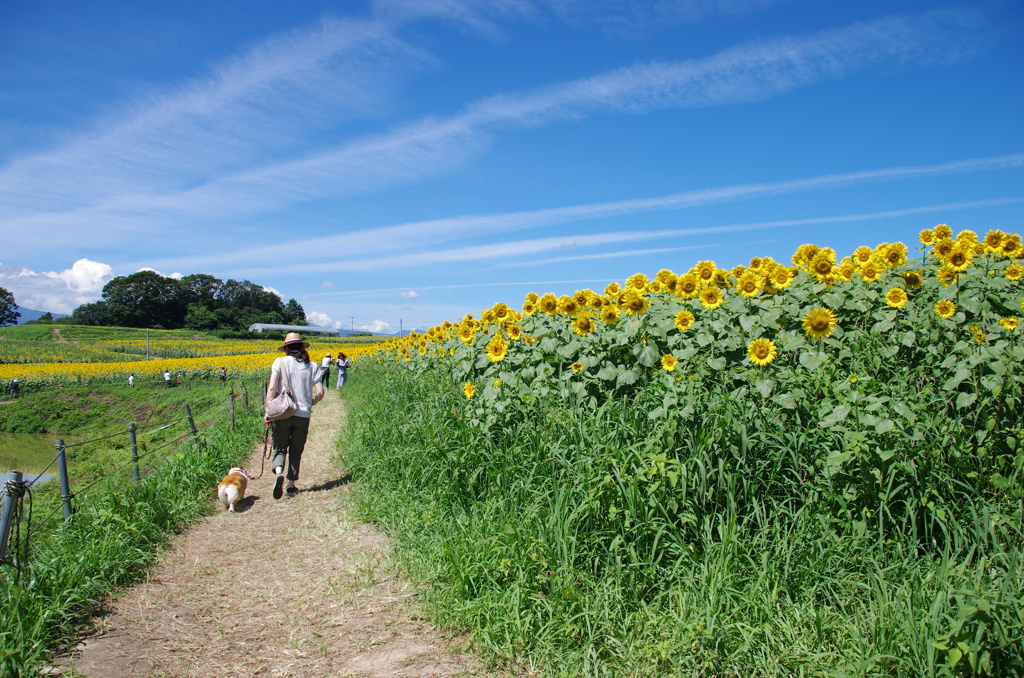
[278,332,310,351]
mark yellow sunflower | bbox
[1005,263,1023,281]
[998,317,1019,331]
[486,335,508,363]
[919,229,936,246]
[747,338,778,367]
[859,259,883,283]
[559,295,580,316]
[947,245,972,273]
[522,301,537,316]
[538,293,559,315]
[620,290,650,316]
[463,382,476,398]
[792,244,819,267]
[937,264,958,287]
[984,230,1005,252]
[661,353,679,372]
[571,361,585,373]
[506,324,523,340]
[901,270,925,289]
[736,271,762,298]
[601,305,621,324]
[458,324,476,344]
[572,313,595,336]
[885,287,909,309]
[809,253,835,282]
[769,266,795,290]
[883,242,908,268]
[674,309,696,331]
[694,260,718,284]
[492,302,511,321]
[933,239,955,262]
[999,233,1021,257]
[626,273,648,292]
[699,286,725,310]
[853,246,873,266]
[934,224,953,239]
[934,299,956,319]
[675,273,700,299]
[524,291,539,304]
[803,307,837,340]
[573,289,590,308]
[604,281,622,296]
[837,258,856,282]
[481,309,496,324]
[656,269,677,285]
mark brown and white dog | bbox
[217,467,249,512]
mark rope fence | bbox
[0,382,266,564]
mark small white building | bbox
[247,323,339,336]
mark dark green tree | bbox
[72,301,111,326]
[282,298,307,325]
[101,271,184,328]
[0,287,21,326]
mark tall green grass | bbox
[340,362,1022,677]
[0,409,263,676]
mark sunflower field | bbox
[344,226,1024,676]
[0,328,381,390]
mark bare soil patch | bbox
[50,390,506,677]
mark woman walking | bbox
[265,332,324,499]
[335,352,351,389]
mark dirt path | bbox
[53,328,67,342]
[51,390,501,677]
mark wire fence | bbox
[0,383,266,564]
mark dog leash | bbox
[244,423,273,481]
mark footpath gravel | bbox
[50,389,501,678]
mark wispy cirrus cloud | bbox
[134,153,1024,276]
[0,9,995,254]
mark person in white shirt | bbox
[265,333,324,499]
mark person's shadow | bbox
[302,473,352,493]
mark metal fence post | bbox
[129,422,139,483]
[56,439,73,522]
[0,471,23,562]
[184,404,198,441]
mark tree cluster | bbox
[0,287,20,326]
[71,271,306,332]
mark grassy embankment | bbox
[339,235,1023,677]
[0,331,267,676]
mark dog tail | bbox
[219,485,240,510]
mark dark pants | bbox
[322,366,330,389]
[271,415,311,481]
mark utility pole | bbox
[350,317,354,332]
[399,318,403,338]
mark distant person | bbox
[265,333,323,499]
[320,352,332,389]
[176,374,182,388]
[9,378,19,399]
[163,370,171,388]
[220,366,227,387]
[128,374,135,388]
[336,353,351,389]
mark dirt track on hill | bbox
[49,389,505,678]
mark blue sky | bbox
[1,0,1022,333]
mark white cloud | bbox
[397,290,421,299]
[320,281,335,288]
[307,311,343,329]
[358,319,393,333]
[262,285,284,299]
[136,267,183,279]
[0,259,114,313]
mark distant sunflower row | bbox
[373,227,1022,379]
